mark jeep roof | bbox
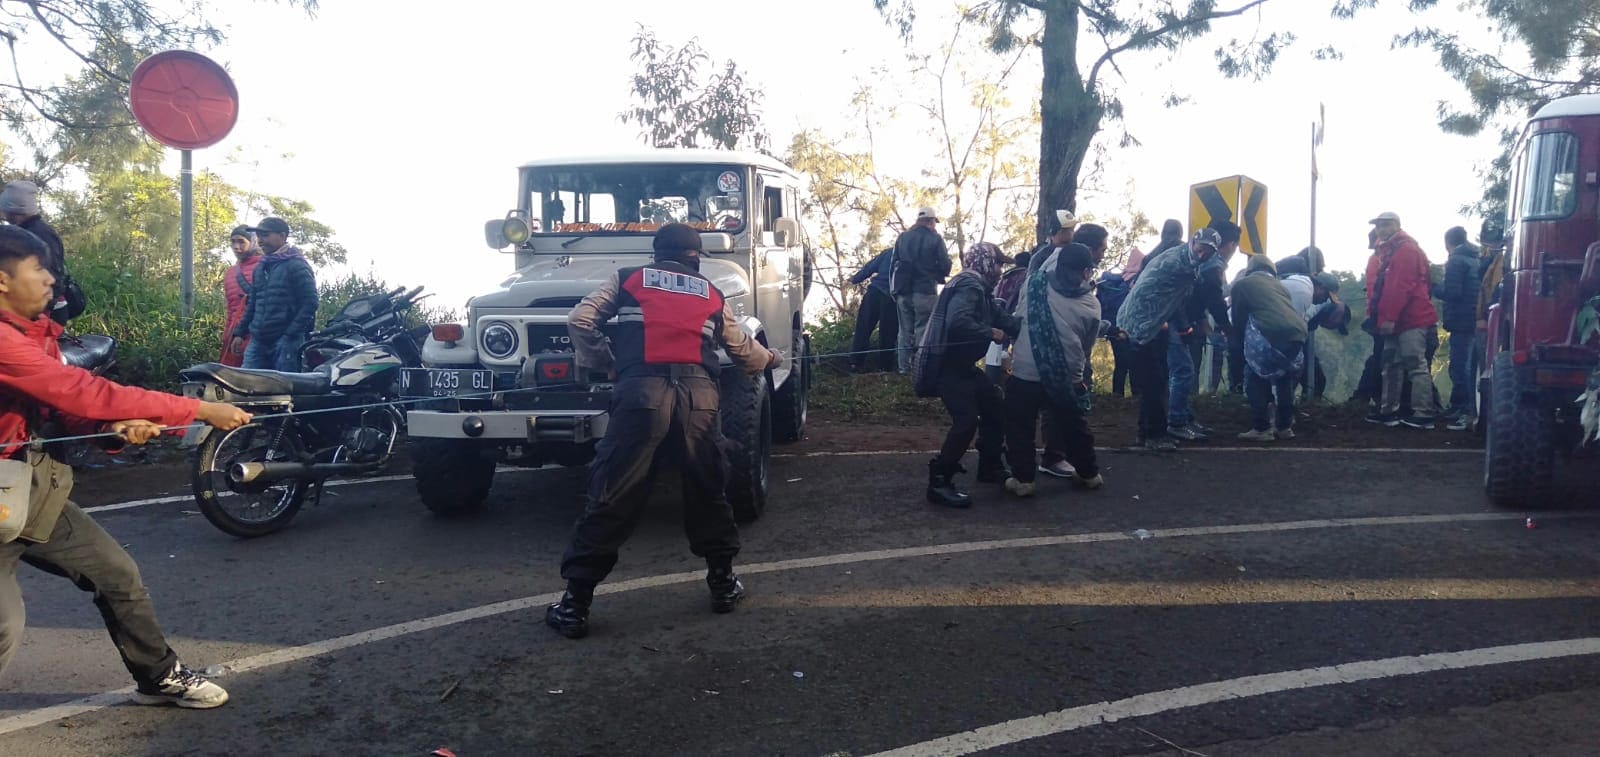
[517,148,801,180]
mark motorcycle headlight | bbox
[481,321,519,359]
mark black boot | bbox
[707,562,746,614]
[545,584,593,639]
[926,459,972,508]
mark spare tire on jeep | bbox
[719,369,770,523]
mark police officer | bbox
[546,222,779,639]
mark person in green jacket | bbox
[1230,255,1309,441]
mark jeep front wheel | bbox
[412,438,496,516]
[719,370,771,523]
[772,332,809,443]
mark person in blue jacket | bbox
[848,248,900,372]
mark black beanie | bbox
[653,223,703,259]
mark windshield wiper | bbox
[561,236,588,249]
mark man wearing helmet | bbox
[546,223,780,639]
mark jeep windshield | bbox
[523,163,748,236]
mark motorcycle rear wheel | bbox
[192,419,309,538]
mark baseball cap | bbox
[245,217,291,235]
[916,207,939,222]
[1050,209,1078,233]
[1368,211,1401,225]
[1190,228,1222,251]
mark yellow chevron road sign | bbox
[1188,175,1267,255]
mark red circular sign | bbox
[128,51,239,150]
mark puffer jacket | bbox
[1431,242,1481,333]
[233,245,318,343]
[1229,256,1308,349]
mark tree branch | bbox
[1088,0,1273,93]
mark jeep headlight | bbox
[502,216,533,245]
[481,321,519,359]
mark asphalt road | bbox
[0,447,1597,756]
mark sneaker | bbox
[1140,437,1179,452]
[1167,425,1205,441]
[1236,428,1276,442]
[1003,477,1036,497]
[1446,415,1471,431]
[1072,473,1104,490]
[1274,427,1296,440]
[1186,422,1214,437]
[1365,411,1401,427]
[1400,414,1436,430]
[130,663,229,709]
[1038,460,1076,479]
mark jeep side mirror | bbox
[702,233,735,253]
[774,218,801,248]
[484,220,509,250]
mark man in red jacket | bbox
[219,225,262,367]
[1366,212,1442,428]
[0,225,252,708]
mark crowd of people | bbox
[846,204,1503,508]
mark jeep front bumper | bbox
[407,409,608,443]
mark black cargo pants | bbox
[560,368,739,584]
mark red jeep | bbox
[1482,93,1600,506]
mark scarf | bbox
[962,242,1004,289]
[1025,270,1089,412]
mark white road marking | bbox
[866,637,1600,756]
[773,447,1479,459]
[1,509,1592,736]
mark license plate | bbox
[398,368,493,397]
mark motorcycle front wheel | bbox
[191,418,310,538]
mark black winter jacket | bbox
[938,272,1019,369]
[889,225,951,295]
[234,246,318,343]
[1431,242,1480,333]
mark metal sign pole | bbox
[181,148,194,324]
[1305,121,1319,400]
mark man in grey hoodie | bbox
[1002,243,1104,496]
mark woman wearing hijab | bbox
[911,242,1019,508]
[220,226,264,367]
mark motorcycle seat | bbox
[60,334,116,370]
[179,362,334,396]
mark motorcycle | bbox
[54,333,119,466]
[178,287,429,538]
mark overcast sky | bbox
[8,0,1511,311]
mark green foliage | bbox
[1397,0,1600,214]
[618,26,771,153]
[68,255,457,392]
[875,0,1296,244]
[2,0,318,175]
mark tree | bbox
[2,0,318,175]
[618,26,771,152]
[1397,1,1600,214]
[873,0,1295,243]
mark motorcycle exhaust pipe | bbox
[230,461,375,485]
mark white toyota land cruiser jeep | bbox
[403,149,811,521]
